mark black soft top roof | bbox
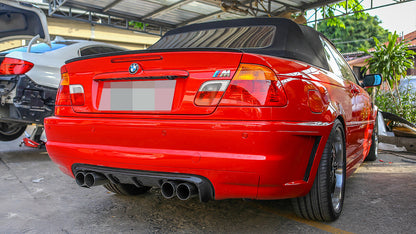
[152,17,330,71]
[67,18,330,70]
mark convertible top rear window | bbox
[150,26,275,49]
[148,18,330,70]
[67,18,331,71]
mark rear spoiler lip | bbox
[65,48,244,64]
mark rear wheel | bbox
[365,115,378,161]
[292,119,346,221]
[0,123,27,141]
[104,183,151,196]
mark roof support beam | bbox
[178,10,223,26]
[103,0,124,12]
[181,0,270,26]
[270,0,301,9]
[203,0,271,15]
[142,0,194,20]
[300,0,344,11]
[54,1,175,28]
[48,0,68,15]
[271,6,288,15]
[307,0,416,23]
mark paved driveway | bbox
[1,137,415,233]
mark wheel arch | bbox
[292,118,347,221]
[302,116,346,193]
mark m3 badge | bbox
[213,70,231,78]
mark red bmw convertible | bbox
[45,18,381,221]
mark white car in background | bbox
[0,1,127,142]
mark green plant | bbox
[362,32,415,116]
[375,87,416,124]
[362,32,415,91]
[129,21,148,30]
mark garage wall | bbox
[47,18,160,50]
[0,18,161,51]
[0,40,26,51]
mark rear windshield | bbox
[150,26,276,49]
[0,41,78,54]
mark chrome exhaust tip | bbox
[75,172,88,187]
[161,181,178,199]
[176,182,198,200]
[85,172,109,187]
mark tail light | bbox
[69,85,85,106]
[56,66,85,107]
[194,80,230,106]
[56,67,71,106]
[0,58,34,75]
[219,64,287,106]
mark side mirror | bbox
[362,74,382,87]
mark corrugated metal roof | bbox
[44,0,416,36]
[48,0,342,34]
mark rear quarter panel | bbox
[251,54,374,177]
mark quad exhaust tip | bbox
[75,171,201,201]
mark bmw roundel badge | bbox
[128,63,140,74]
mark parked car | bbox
[399,76,416,93]
[0,39,126,141]
[0,1,127,142]
[45,18,381,221]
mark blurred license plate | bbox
[98,80,176,111]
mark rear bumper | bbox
[45,116,332,200]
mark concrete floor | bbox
[1,136,415,233]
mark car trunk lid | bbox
[64,50,243,115]
[0,0,50,45]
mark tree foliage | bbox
[317,13,389,53]
[321,0,365,29]
[129,21,148,30]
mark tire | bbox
[104,183,151,196]
[365,114,378,161]
[292,119,346,221]
[0,123,27,141]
